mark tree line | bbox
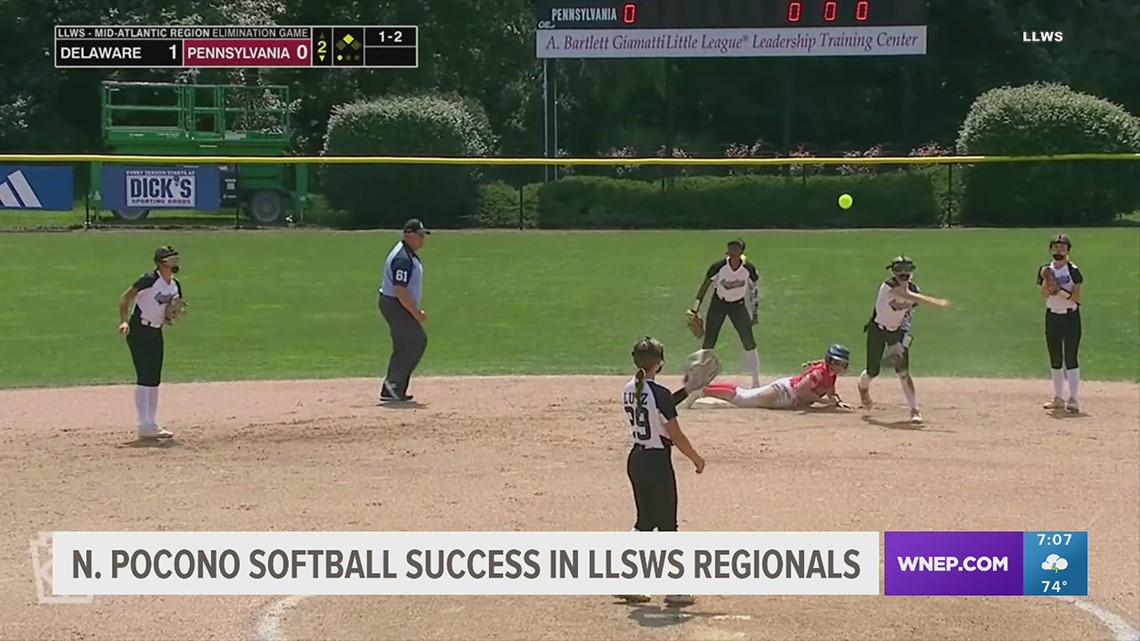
[2,0,1138,160]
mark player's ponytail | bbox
[634,368,647,414]
[631,336,665,416]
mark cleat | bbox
[138,426,173,440]
[665,594,695,607]
[1043,397,1065,410]
[1065,399,1080,414]
[858,387,873,409]
[909,409,924,424]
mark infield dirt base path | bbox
[1,375,1136,641]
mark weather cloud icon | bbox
[1042,554,1069,572]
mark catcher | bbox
[855,256,951,425]
[685,239,761,391]
[697,344,855,410]
[117,246,187,441]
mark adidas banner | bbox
[102,166,221,211]
[0,166,75,211]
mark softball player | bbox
[688,239,761,386]
[855,256,950,424]
[617,337,704,608]
[702,344,854,410]
[117,246,184,440]
[1037,234,1083,413]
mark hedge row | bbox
[957,82,1140,226]
[471,172,940,229]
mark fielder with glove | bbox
[855,256,951,425]
[686,238,761,388]
[117,246,185,441]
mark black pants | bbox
[378,294,427,396]
[1045,309,1081,369]
[702,296,756,351]
[126,322,164,387]
[627,445,678,532]
[864,322,908,378]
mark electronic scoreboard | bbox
[54,25,418,68]
[534,0,926,58]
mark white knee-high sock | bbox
[900,375,918,410]
[858,370,872,390]
[147,386,160,427]
[134,386,148,428]
[1066,368,1080,401]
[744,349,760,387]
[1050,369,1065,398]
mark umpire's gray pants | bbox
[378,294,427,396]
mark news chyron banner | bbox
[101,166,221,211]
[40,531,1087,599]
[884,531,1088,597]
[48,532,881,596]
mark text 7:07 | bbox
[1037,533,1072,545]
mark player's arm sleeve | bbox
[706,259,726,280]
[651,382,678,421]
[131,272,158,291]
[175,279,184,298]
[746,263,759,281]
[1035,264,1046,285]
[390,256,413,287]
[671,387,689,406]
[1070,266,1084,284]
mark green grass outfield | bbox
[0,228,1136,388]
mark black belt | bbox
[632,443,670,451]
[1047,307,1079,315]
[132,319,163,329]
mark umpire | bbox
[378,219,430,402]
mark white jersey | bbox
[871,277,920,332]
[1037,261,1083,313]
[622,378,677,449]
[130,270,183,327]
[706,258,759,303]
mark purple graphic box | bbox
[885,531,1024,596]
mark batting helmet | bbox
[826,344,851,365]
[887,255,915,272]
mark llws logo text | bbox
[1022,31,1063,43]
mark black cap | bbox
[727,238,745,250]
[154,246,178,261]
[403,219,430,234]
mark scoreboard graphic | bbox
[54,25,418,68]
[534,0,926,58]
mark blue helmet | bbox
[826,344,850,365]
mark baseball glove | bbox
[683,349,722,393]
[686,310,705,338]
[164,298,189,325]
[1040,265,1059,294]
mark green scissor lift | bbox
[95,81,307,223]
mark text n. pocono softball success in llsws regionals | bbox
[40,530,1088,598]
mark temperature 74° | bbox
[1042,580,1068,593]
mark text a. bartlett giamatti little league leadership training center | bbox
[79,546,866,581]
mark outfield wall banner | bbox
[0,166,75,211]
[101,166,221,210]
[536,26,927,59]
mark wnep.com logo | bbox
[29,533,94,604]
[1022,31,1064,43]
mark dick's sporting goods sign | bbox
[101,166,221,210]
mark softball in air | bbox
[838,193,853,209]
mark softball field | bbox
[1,374,1137,640]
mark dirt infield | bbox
[1,375,1137,641]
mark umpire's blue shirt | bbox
[380,241,423,304]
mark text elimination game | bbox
[53,26,419,68]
